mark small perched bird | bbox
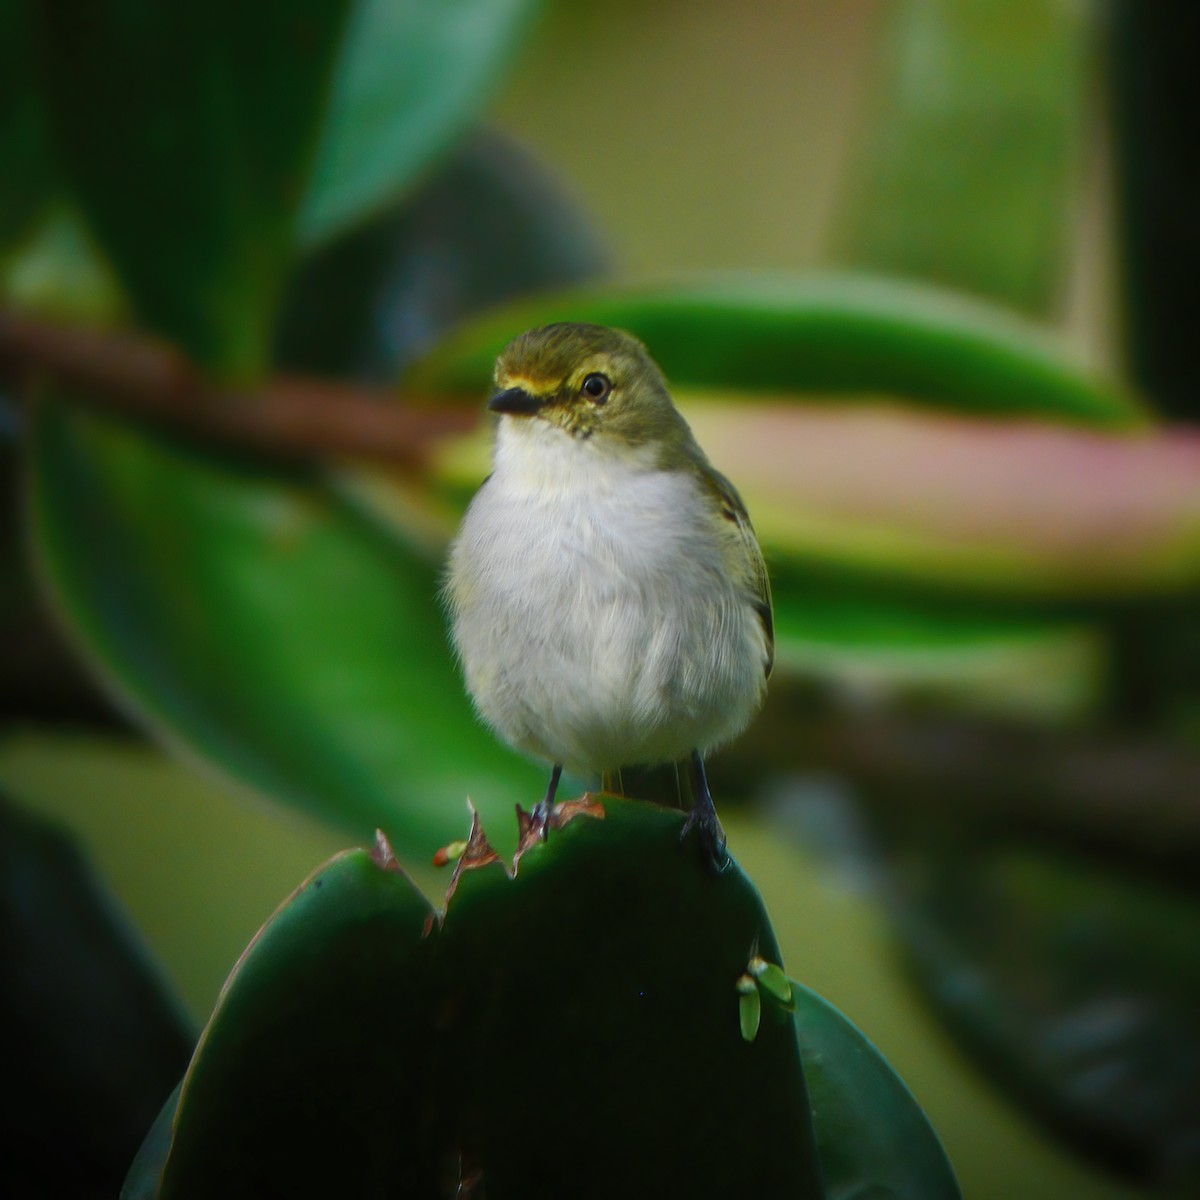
[445,323,773,868]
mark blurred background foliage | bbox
[1,0,1198,1196]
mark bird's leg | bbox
[680,750,728,873]
[531,763,563,839]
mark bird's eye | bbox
[580,372,612,403]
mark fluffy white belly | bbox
[447,450,766,775]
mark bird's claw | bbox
[530,799,553,841]
[528,763,564,842]
[680,806,729,875]
[682,750,728,874]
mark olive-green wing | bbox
[703,467,774,679]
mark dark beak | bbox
[487,386,544,416]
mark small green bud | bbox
[749,956,795,1009]
[737,973,761,1042]
[433,839,468,867]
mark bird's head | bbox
[489,323,689,455]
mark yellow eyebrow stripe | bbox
[497,373,555,394]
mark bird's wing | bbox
[703,467,775,679]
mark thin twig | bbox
[0,308,479,466]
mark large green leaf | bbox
[837,0,1091,315]
[32,0,354,373]
[127,800,954,1197]
[28,399,541,855]
[1,791,192,1198]
[0,0,57,258]
[885,830,1200,1189]
[408,274,1140,425]
[298,0,542,247]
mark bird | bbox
[445,323,773,869]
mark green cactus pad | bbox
[126,798,959,1198]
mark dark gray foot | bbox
[680,751,728,873]
[531,763,563,839]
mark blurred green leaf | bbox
[683,405,1200,601]
[0,791,192,1198]
[0,0,57,259]
[1109,1,1200,421]
[768,563,1086,651]
[1,398,118,726]
[838,0,1091,315]
[409,274,1140,425]
[133,800,836,1197]
[794,981,960,1200]
[28,399,542,855]
[277,127,606,380]
[768,569,1103,721]
[298,0,542,247]
[887,833,1200,1189]
[32,0,353,374]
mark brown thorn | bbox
[515,803,536,849]
[553,793,607,827]
[371,828,401,871]
[513,794,606,870]
[443,802,504,909]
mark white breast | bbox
[446,419,767,774]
